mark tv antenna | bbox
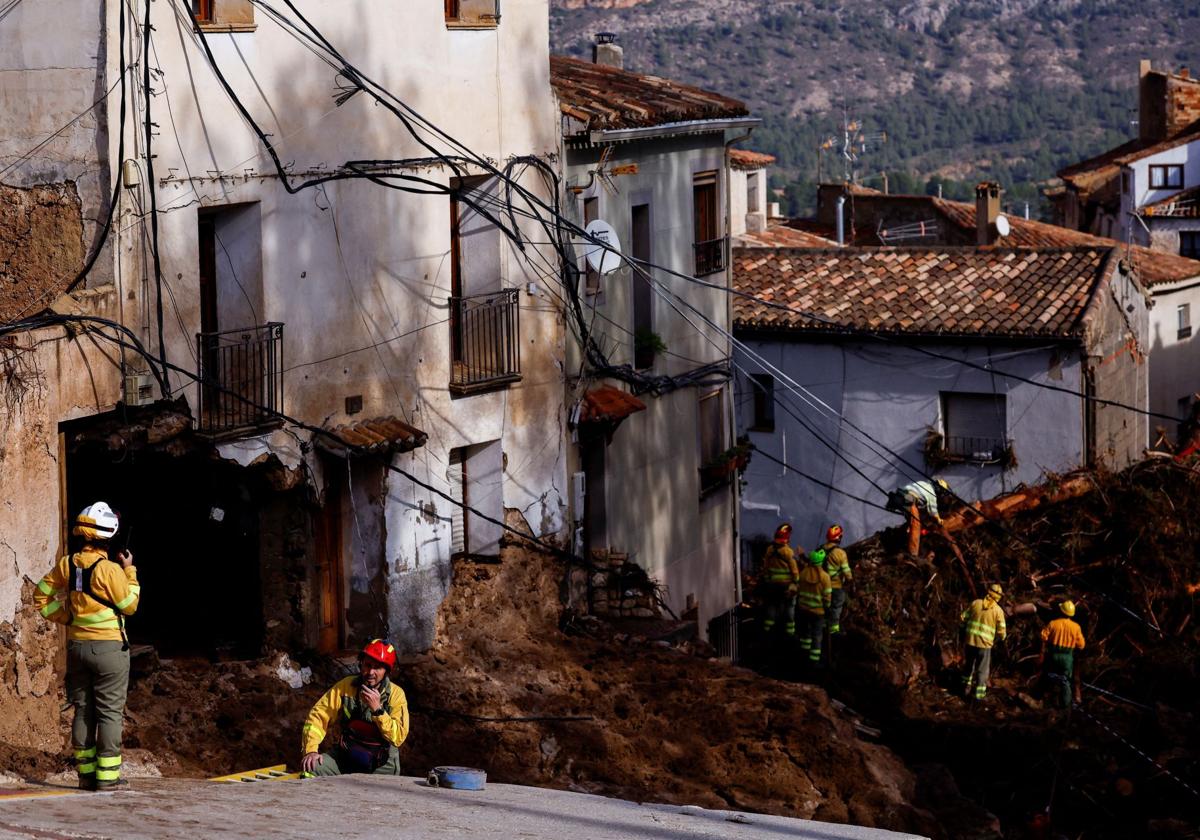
[568,146,639,196]
[818,108,887,183]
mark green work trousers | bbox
[1044,648,1075,709]
[66,640,129,789]
[308,745,402,777]
[963,645,992,699]
[762,587,795,636]
[828,588,847,634]
[798,610,825,664]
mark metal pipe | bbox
[836,195,846,246]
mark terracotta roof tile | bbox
[732,247,1111,339]
[579,385,646,424]
[729,148,776,170]
[1142,184,1200,218]
[550,55,747,134]
[318,416,427,457]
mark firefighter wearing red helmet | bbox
[820,524,853,635]
[300,639,410,777]
[760,524,800,637]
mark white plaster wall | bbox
[1122,138,1200,243]
[563,133,738,632]
[730,167,768,238]
[1148,280,1200,423]
[735,340,1085,548]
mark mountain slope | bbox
[550,0,1200,213]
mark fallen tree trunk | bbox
[941,472,1095,533]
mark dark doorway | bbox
[582,434,607,557]
[63,422,265,658]
[631,202,654,369]
[313,476,344,655]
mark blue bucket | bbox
[427,766,486,791]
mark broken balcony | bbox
[693,236,727,277]
[196,322,284,437]
[449,289,521,395]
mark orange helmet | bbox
[826,524,844,543]
[361,639,397,669]
[774,523,793,543]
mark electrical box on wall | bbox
[123,372,155,406]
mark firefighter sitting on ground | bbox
[1040,600,1085,710]
[821,524,853,635]
[886,478,950,557]
[31,502,140,790]
[760,524,800,637]
[961,583,1006,700]
[796,549,833,666]
[301,639,410,777]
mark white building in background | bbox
[551,41,757,636]
[0,0,568,716]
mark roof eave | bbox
[731,323,1084,345]
[568,116,761,146]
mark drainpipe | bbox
[836,195,846,246]
[724,127,753,611]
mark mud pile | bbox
[832,460,1200,838]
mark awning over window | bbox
[578,385,647,425]
[317,416,428,458]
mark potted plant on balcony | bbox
[701,440,754,484]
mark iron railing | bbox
[196,323,284,435]
[693,236,727,276]
[450,288,521,393]
[943,435,1011,462]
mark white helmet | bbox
[73,501,119,542]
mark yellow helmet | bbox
[72,501,119,542]
[936,478,950,491]
[1060,600,1076,617]
[987,583,1003,601]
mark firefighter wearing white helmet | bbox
[31,502,140,790]
[886,477,951,557]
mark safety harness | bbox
[68,555,130,651]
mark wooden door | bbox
[314,479,344,654]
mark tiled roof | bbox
[737,224,839,249]
[550,55,748,135]
[1114,120,1200,165]
[732,247,1113,339]
[317,416,427,457]
[1056,121,1200,190]
[1142,184,1200,218]
[928,198,1200,287]
[729,149,776,170]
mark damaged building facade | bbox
[0,0,569,741]
[550,44,754,636]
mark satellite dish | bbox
[994,214,1011,238]
[583,219,623,275]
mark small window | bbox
[698,389,725,467]
[192,0,254,30]
[693,171,724,276]
[582,196,600,296]
[1179,303,1192,340]
[1149,164,1184,190]
[445,0,499,28]
[749,374,774,432]
[747,172,760,214]
[941,392,1007,462]
[1181,231,1200,259]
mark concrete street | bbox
[0,777,928,839]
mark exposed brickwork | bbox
[0,182,85,322]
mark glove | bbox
[787,584,798,597]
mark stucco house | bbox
[731,244,1150,549]
[550,40,758,635]
[0,0,568,741]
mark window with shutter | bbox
[445,0,499,28]
[941,392,1008,462]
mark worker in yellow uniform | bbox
[960,583,1006,700]
[760,524,800,637]
[301,639,409,777]
[31,502,140,790]
[795,549,833,666]
[821,525,853,635]
[1040,600,1085,710]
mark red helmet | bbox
[360,639,397,669]
[826,524,844,543]
[774,523,793,543]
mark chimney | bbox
[976,181,1002,246]
[1182,67,1192,80]
[593,33,623,69]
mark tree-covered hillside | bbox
[551,0,1200,216]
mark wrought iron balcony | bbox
[196,323,284,436]
[450,289,521,394]
[693,236,727,277]
[943,436,1012,464]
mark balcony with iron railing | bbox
[196,323,284,436]
[693,236,727,277]
[449,289,521,395]
[942,435,1014,464]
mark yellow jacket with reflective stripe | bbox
[795,565,832,615]
[821,544,852,589]
[1041,617,1085,651]
[301,676,410,755]
[761,544,799,586]
[32,547,140,641]
[961,597,1006,649]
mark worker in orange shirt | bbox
[1040,600,1085,710]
